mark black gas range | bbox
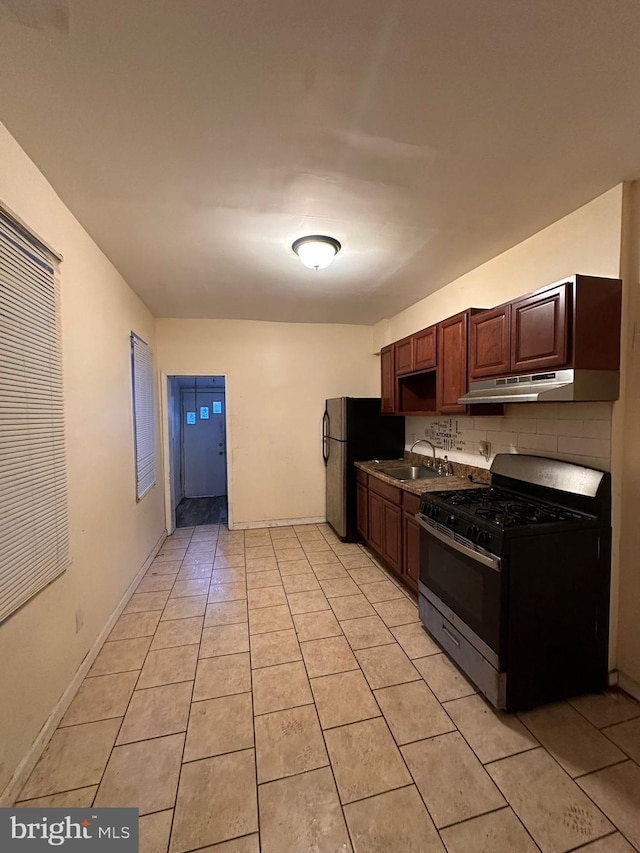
[416,454,611,711]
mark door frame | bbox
[160,372,232,534]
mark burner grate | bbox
[421,486,587,531]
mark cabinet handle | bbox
[442,625,460,647]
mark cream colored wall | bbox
[0,124,166,797]
[155,320,378,526]
[373,185,624,346]
[376,185,628,677]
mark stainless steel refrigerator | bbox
[323,398,405,542]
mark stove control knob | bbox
[467,525,479,540]
[478,530,491,546]
[446,515,457,528]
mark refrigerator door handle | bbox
[322,409,330,465]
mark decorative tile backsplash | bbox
[406,402,612,472]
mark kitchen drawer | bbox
[419,595,506,709]
[368,476,401,505]
[356,468,368,485]
[402,492,421,514]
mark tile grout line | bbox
[88,527,195,812]
[169,524,233,851]
[283,536,357,850]
[247,626,262,853]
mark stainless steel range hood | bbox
[458,368,619,405]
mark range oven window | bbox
[420,528,502,655]
[429,554,484,623]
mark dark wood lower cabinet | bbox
[402,492,420,592]
[356,470,369,539]
[357,472,420,593]
[367,491,384,554]
[382,501,402,574]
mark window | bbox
[0,207,69,622]
[130,332,155,499]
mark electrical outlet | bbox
[479,441,491,461]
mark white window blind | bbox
[131,332,155,499]
[0,208,69,623]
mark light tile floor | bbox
[15,522,640,853]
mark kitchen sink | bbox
[380,465,442,481]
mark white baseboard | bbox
[619,670,640,702]
[0,529,167,807]
[230,516,326,530]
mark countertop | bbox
[355,453,490,497]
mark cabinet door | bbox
[414,326,437,370]
[383,501,402,575]
[356,481,369,540]
[511,283,569,373]
[368,491,384,554]
[403,512,420,591]
[469,306,511,379]
[437,311,469,414]
[395,336,414,375]
[380,345,396,413]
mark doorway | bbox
[166,375,228,529]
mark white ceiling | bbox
[1,0,640,324]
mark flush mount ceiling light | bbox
[291,235,341,270]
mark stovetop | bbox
[427,486,586,528]
[418,485,597,553]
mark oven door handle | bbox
[415,513,501,572]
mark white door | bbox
[181,390,227,497]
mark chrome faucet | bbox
[410,439,437,468]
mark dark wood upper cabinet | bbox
[383,275,621,411]
[395,336,414,375]
[380,345,396,413]
[395,326,436,376]
[570,275,622,370]
[437,311,470,414]
[413,326,437,370]
[468,276,622,380]
[469,305,511,380]
[511,283,569,373]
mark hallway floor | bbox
[15,523,640,852]
[176,496,228,528]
